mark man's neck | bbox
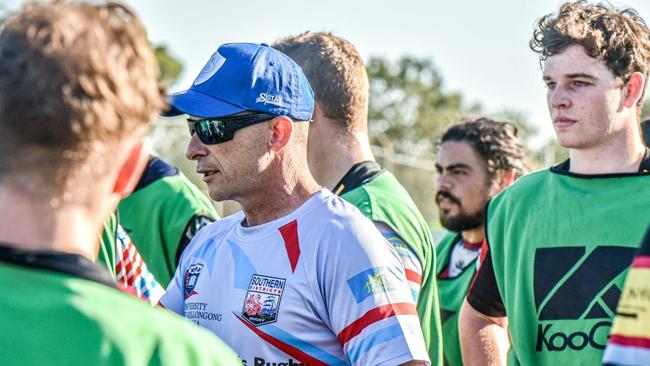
[310,123,375,190]
[568,131,646,174]
[461,225,485,244]
[0,186,102,260]
[238,161,321,227]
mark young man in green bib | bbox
[0,2,239,365]
[435,118,526,366]
[460,2,650,365]
[274,32,443,365]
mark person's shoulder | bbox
[508,168,551,191]
[84,283,240,364]
[196,211,242,235]
[181,211,242,255]
[296,190,379,246]
[314,189,376,226]
[490,167,551,205]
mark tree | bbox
[154,45,183,89]
[367,56,473,158]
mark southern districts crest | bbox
[241,274,286,326]
[184,263,204,300]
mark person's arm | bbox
[317,217,430,365]
[373,221,422,302]
[460,241,509,366]
[459,299,509,366]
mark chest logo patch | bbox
[241,274,286,326]
[184,263,204,300]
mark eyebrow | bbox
[435,163,472,171]
[543,73,597,81]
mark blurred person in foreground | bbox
[434,118,526,366]
[273,32,443,365]
[604,226,650,365]
[0,2,239,364]
[459,1,650,365]
[160,42,429,365]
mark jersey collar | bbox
[551,147,650,178]
[0,243,116,288]
[332,161,385,196]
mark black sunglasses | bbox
[187,113,277,145]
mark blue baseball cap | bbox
[164,43,314,120]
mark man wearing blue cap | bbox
[160,43,429,366]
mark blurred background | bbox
[4,0,650,235]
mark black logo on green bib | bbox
[533,246,635,352]
[534,246,634,319]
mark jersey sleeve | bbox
[466,240,506,317]
[316,216,430,366]
[374,221,423,303]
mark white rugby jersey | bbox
[161,189,428,366]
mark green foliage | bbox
[154,45,183,89]
[367,56,469,157]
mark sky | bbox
[5,0,650,146]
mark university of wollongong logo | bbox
[533,246,636,352]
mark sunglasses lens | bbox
[190,119,225,144]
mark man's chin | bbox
[440,214,484,233]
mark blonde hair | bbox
[274,32,369,134]
[0,1,163,204]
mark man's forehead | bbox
[436,140,484,167]
[542,44,609,79]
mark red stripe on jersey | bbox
[478,239,488,266]
[337,302,417,346]
[438,265,450,279]
[129,264,143,287]
[609,334,650,348]
[279,220,301,273]
[468,239,490,291]
[235,313,328,366]
[405,269,422,286]
[632,255,650,268]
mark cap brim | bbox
[162,89,246,118]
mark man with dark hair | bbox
[460,1,650,365]
[274,32,443,365]
[435,118,525,366]
[0,2,239,364]
[160,42,429,366]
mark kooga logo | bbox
[534,246,635,352]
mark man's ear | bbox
[113,140,148,198]
[312,101,324,123]
[268,116,294,152]
[623,71,645,108]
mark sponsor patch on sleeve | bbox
[347,267,394,304]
